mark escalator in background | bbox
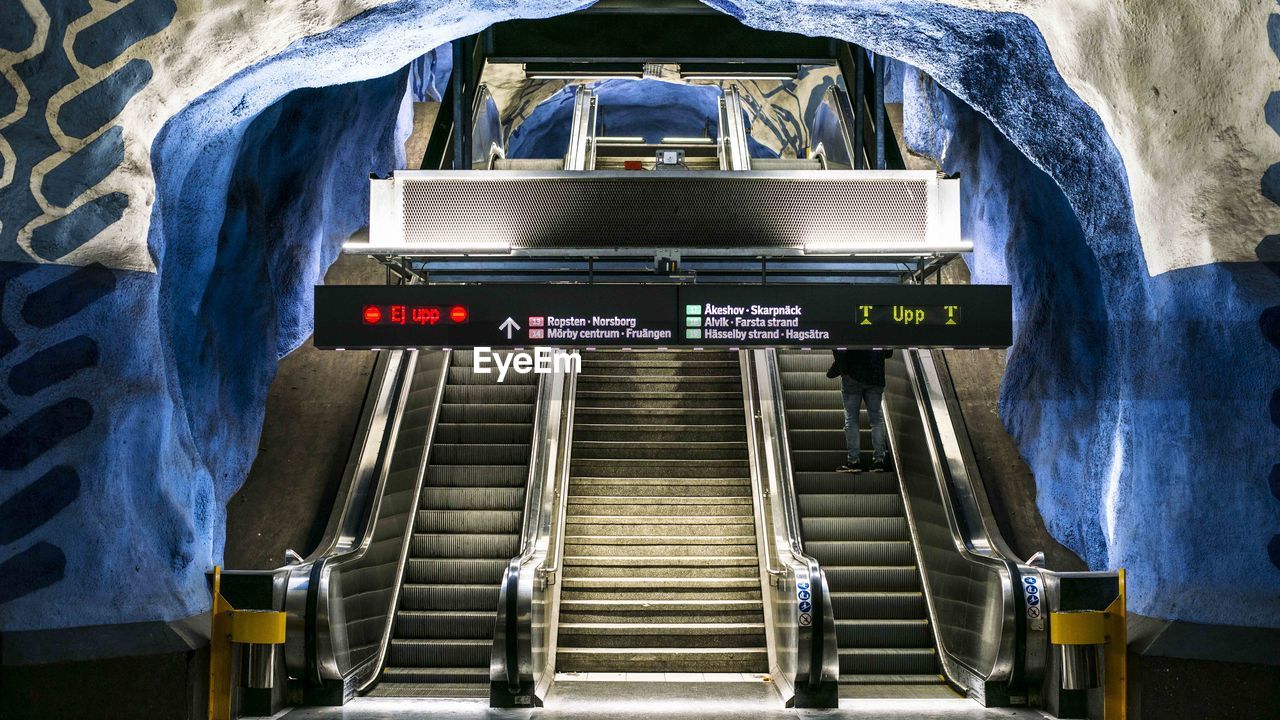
[369,350,537,697]
[555,350,768,673]
[776,349,949,693]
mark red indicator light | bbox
[412,306,441,325]
[449,305,469,324]
[362,305,382,324]
[390,305,407,325]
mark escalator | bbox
[555,350,767,673]
[776,349,947,691]
[370,349,538,696]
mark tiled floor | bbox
[280,680,1049,719]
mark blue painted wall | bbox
[1,0,1277,637]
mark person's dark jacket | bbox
[827,349,893,386]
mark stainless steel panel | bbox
[490,354,576,706]
[358,170,958,255]
[281,348,451,689]
[882,349,1018,694]
[747,349,839,706]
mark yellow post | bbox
[1103,568,1127,720]
[208,567,233,720]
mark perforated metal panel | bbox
[362,170,964,256]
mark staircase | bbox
[555,350,767,673]
[373,350,536,696]
[777,350,942,686]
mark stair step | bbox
[561,577,759,589]
[563,555,758,567]
[556,648,766,673]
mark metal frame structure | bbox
[353,0,959,285]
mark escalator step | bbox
[416,509,522,535]
[836,619,933,648]
[420,486,525,510]
[798,492,905,517]
[438,403,535,424]
[788,429,852,451]
[388,638,490,667]
[447,366,539,385]
[793,472,901,496]
[399,583,499,611]
[432,423,533,444]
[380,667,489,684]
[443,385,537,404]
[402,558,508,584]
[424,465,528,488]
[790,449,851,472]
[823,566,921,592]
[411,533,520,559]
[829,591,927,619]
[838,647,938,675]
[394,610,496,639]
[430,443,532,466]
[800,517,909,542]
[807,540,915,566]
[782,408,845,430]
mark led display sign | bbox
[314,284,1012,349]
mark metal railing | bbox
[280,348,451,695]
[884,348,1026,703]
[490,356,577,707]
[744,349,839,707]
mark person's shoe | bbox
[836,461,860,473]
[870,457,887,473]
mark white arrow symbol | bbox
[499,317,521,339]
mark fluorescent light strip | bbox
[594,136,646,144]
[661,137,715,144]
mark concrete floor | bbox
[281,680,1048,720]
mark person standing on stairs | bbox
[827,348,893,473]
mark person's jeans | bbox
[841,378,887,465]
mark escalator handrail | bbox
[290,347,416,684]
[492,356,576,698]
[750,349,839,694]
[283,348,451,686]
[890,348,1021,686]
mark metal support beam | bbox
[420,69,455,170]
[852,48,865,169]
[451,36,472,169]
[873,53,886,170]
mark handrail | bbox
[281,348,451,691]
[490,353,577,707]
[884,347,1025,701]
[745,349,838,707]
